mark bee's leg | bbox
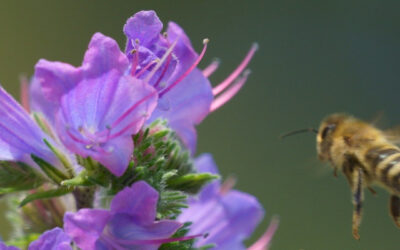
[389,195,400,228]
[351,167,364,240]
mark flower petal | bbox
[34,59,82,103]
[82,32,129,78]
[0,86,59,167]
[167,22,197,73]
[107,213,182,241]
[149,69,212,152]
[180,190,264,249]
[28,227,71,250]
[110,181,158,224]
[64,209,111,250]
[124,10,163,51]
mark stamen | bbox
[19,75,30,112]
[202,59,220,78]
[109,91,157,130]
[153,52,172,89]
[212,43,258,96]
[130,39,141,76]
[66,128,92,145]
[248,216,279,250]
[210,70,250,112]
[107,114,148,140]
[219,176,237,195]
[159,39,209,98]
[144,40,178,83]
[135,59,159,78]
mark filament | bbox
[212,43,258,96]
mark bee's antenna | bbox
[280,128,318,139]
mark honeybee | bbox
[284,113,400,240]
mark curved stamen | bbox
[107,115,147,141]
[202,59,220,78]
[19,75,30,112]
[130,39,141,76]
[153,52,172,89]
[219,176,237,195]
[135,60,159,78]
[248,216,279,250]
[210,70,250,112]
[212,43,258,96]
[109,91,157,130]
[144,40,177,83]
[159,39,209,98]
[66,128,92,145]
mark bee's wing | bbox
[384,125,400,144]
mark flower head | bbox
[178,154,264,249]
[123,10,213,152]
[32,33,158,176]
[123,10,257,153]
[64,181,183,250]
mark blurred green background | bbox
[1,0,400,249]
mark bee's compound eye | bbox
[321,124,336,139]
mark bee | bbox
[283,113,400,240]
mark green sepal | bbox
[61,170,93,187]
[43,139,74,177]
[166,173,219,194]
[19,187,72,207]
[0,162,44,194]
[31,154,68,184]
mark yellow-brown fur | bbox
[316,113,400,239]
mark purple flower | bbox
[123,10,213,152]
[178,154,264,249]
[0,243,19,250]
[28,227,71,250]
[123,10,257,153]
[0,227,71,250]
[64,181,183,250]
[32,33,158,176]
[0,85,61,170]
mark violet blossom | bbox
[123,10,257,152]
[64,181,187,250]
[31,33,158,176]
[0,85,62,170]
[28,227,71,250]
[0,227,71,250]
[178,154,266,249]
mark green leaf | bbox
[31,154,68,184]
[19,187,72,207]
[0,162,44,194]
[166,173,219,194]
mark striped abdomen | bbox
[365,146,400,192]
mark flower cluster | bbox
[0,10,276,250]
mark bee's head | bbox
[317,113,351,161]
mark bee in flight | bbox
[283,113,400,240]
